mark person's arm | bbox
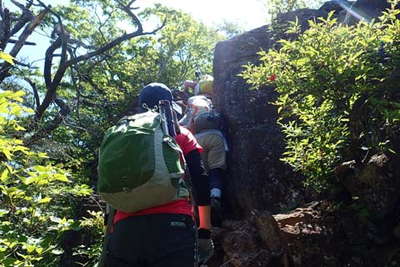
[184,149,211,230]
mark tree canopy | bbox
[0,0,223,265]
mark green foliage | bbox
[74,210,104,264]
[0,52,14,65]
[0,91,96,266]
[262,0,325,21]
[1,2,222,265]
[48,3,223,165]
[242,3,400,190]
[216,20,245,39]
[140,4,223,86]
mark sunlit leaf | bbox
[0,51,14,64]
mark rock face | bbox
[211,0,394,218]
[274,202,333,267]
[336,0,391,24]
[212,7,340,217]
[281,200,400,267]
[213,25,303,217]
[336,153,400,219]
[354,0,390,11]
[209,211,287,267]
[212,1,399,266]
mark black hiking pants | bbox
[104,213,197,267]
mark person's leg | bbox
[209,168,224,198]
[104,253,147,267]
[105,216,151,267]
[149,214,197,267]
[106,214,197,267]
[206,134,226,200]
[209,168,224,226]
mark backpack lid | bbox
[187,95,212,110]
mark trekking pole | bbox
[98,204,115,267]
[195,70,201,80]
[159,100,177,137]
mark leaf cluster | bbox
[241,3,400,191]
[0,91,96,266]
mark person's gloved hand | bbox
[198,228,214,264]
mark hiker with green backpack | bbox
[97,83,213,266]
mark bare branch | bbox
[34,0,165,122]
[68,38,95,50]
[37,0,68,77]
[8,8,47,56]
[23,77,40,108]
[54,98,70,116]
[8,0,35,37]
[66,20,165,66]
[0,1,4,19]
[8,38,36,45]
[68,64,81,119]
[94,8,114,43]
[116,0,143,33]
[9,14,33,37]
[25,116,63,145]
[0,8,11,50]
[127,0,136,7]
[26,0,33,9]
[13,59,31,67]
[33,0,51,9]
[43,36,61,89]
[10,0,28,11]
[0,8,48,81]
[51,26,69,92]
[37,36,68,121]
[35,0,70,121]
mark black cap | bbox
[139,83,182,115]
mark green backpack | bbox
[97,110,187,213]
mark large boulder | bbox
[337,0,391,24]
[213,25,303,216]
[336,154,400,218]
[212,9,335,216]
[209,210,288,267]
[273,202,335,267]
[354,0,390,10]
[273,201,400,267]
[211,0,399,265]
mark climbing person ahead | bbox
[181,77,228,226]
[183,74,214,97]
[193,110,227,226]
[101,83,213,267]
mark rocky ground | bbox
[206,200,400,267]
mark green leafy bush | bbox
[241,2,400,191]
[0,90,98,266]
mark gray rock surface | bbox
[213,25,306,217]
